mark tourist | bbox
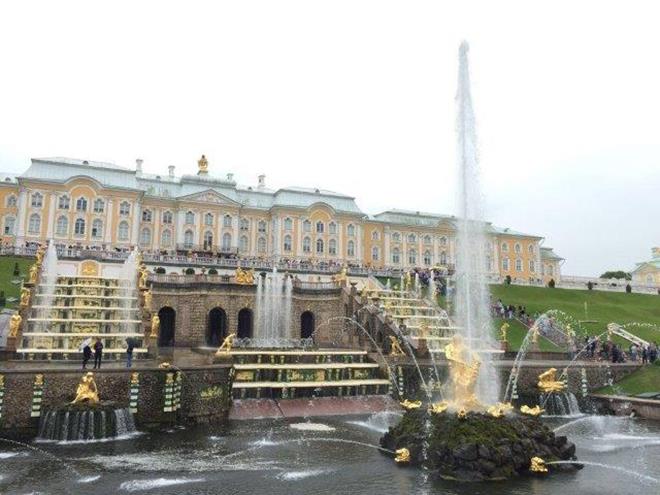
[82,341,92,370]
[126,338,135,368]
[93,337,104,369]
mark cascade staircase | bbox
[607,323,649,347]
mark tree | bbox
[185,267,195,275]
[600,270,632,280]
[587,281,594,290]
[504,275,512,285]
[626,284,632,293]
[12,262,20,277]
[154,267,166,274]
[208,268,218,275]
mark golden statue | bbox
[35,245,45,266]
[20,288,30,308]
[72,372,100,405]
[529,457,548,473]
[28,264,39,284]
[404,272,412,291]
[130,372,140,384]
[215,333,236,354]
[457,408,467,419]
[198,154,209,174]
[143,289,152,312]
[537,368,565,393]
[34,374,44,386]
[486,404,505,418]
[389,336,405,356]
[8,313,22,338]
[500,322,509,342]
[429,401,449,414]
[394,448,410,463]
[444,334,481,410]
[336,265,348,285]
[400,399,422,410]
[150,314,160,338]
[159,362,171,369]
[520,405,544,416]
[530,325,540,344]
[138,264,149,289]
[235,267,255,285]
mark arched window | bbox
[347,240,355,257]
[258,221,267,233]
[222,232,232,250]
[392,247,400,264]
[501,242,509,252]
[371,230,380,241]
[423,250,432,266]
[57,195,69,210]
[440,236,448,246]
[329,238,337,255]
[185,211,195,224]
[502,258,510,271]
[4,216,16,235]
[548,265,554,276]
[204,231,213,250]
[514,243,521,254]
[303,237,311,253]
[424,235,432,245]
[223,215,232,228]
[284,217,293,231]
[6,195,17,208]
[347,224,355,236]
[184,229,194,248]
[161,229,172,247]
[283,234,292,252]
[119,201,131,216]
[92,219,103,239]
[76,197,87,212]
[55,216,68,236]
[408,249,417,265]
[316,238,324,254]
[647,274,654,284]
[372,246,379,261]
[440,251,447,265]
[407,233,416,243]
[240,218,249,231]
[162,211,173,224]
[486,256,493,271]
[31,192,43,208]
[329,222,337,234]
[142,209,152,222]
[515,258,523,272]
[392,232,401,242]
[74,218,86,236]
[239,235,248,253]
[118,221,130,240]
[257,236,267,253]
[529,260,535,273]
[140,227,151,246]
[528,244,534,254]
[316,221,324,234]
[303,220,311,233]
[205,213,214,226]
[93,199,104,213]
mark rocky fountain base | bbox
[37,402,137,442]
[380,409,581,481]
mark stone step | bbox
[234,362,379,370]
[232,378,391,389]
[229,349,367,356]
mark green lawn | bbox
[595,363,660,396]
[0,256,32,308]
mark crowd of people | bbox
[583,336,659,364]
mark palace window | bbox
[4,216,16,235]
[329,238,337,255]
[140,227,151,246]
[529,260,535,273]
[371,230,380,241]
[142,209,152,222]
[222,233,232,251]
[205,213,214,226]
[223,215,232,228]
[486,256,493,271]
[183,230,194,249]
[55,216,68,236]
[515,258,523,272]
[423,250,432,266]
[284,218,293,231]
[161,229,172,247]
[408,249,417,265]
[502,258,509,271]
[76,197,87,212]
[316,221,324,234]
[92,219,103,239]
[162,211,173,224]
[118,221,130,241]
[204,231,213,250]
[316,238,324,254]
[501,242,509,252]
[528,244,534,254]
[74,218,86,236]
[407,233,416,243]
[514,243,521,254]
[647,274,654,284]
[239,235,248,253]
[424,235,432,245]
[329,222,337,234]
[392,232,401,243]
[185,211,195,224]
[28,214,41,234]
[31,192,43,208]
[392,248,400,264]
[93,199,105,213]
[257,236,267,253]
[120,201,131,216]
[440,236,448,246]
[240,218,249,231]
[303,220,311,233]
[284,234,292,252]
[372,246,379,261]
[347,240,355,257]
[347,224,355,236]
[58,195,70,210]
[6,195,17,208]
[258,221,267,233]
[303,237,311,253]
[440,251,447,265]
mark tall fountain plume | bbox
[36,241,59,331]
[254,268,293,347]
[453,41,499,404]
[117,248,140,335]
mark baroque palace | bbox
[0,155,562,283]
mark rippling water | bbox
[1,414,659,495]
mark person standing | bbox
[93,337,104,369]
[82,342,92,370]
[126,338,135,368]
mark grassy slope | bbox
[595,364,660,396]
[0,256,31,308]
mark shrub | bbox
[587,281,594,290]
[548,278,555,288]
[504,275,511,285]
[154,267,166,274]
[0,290,5,307]
[12,262,19,277]
[208,268,218,275]
[626,284,632,293]
[185,267,195,275]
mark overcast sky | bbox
[0,1,658,276]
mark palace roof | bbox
[540,247,564,261]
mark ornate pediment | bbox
[178,189,240,206]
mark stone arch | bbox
[158,306,176,347]
[207,307,227,346]
[300,311,315,339]
[237,308,253,339]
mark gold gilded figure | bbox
[530,457,548,473]
[143,289,152,312]
[215,333,236,354]
[520,405,544,416]
[500,322,509,342]
[389,336,405,356]
[138,264,149,289]
[399,399,422,410]
[72,372,100,404]
[394,448,410,463]
[20,288,30,308]
[537,368,565,393]
[444,334,481,410]
[8,313,22,337]
[150,314,160,338]
[235,267,255,285]
[28,264,39,284]
[198,154,209,173]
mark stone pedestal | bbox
[5,335,17,353]
[499,340,509,353]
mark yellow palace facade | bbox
[0,156,563,283]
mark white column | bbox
[232,214,239,251]
[130,201,141,246]
[15,187,28,246]
[251,218,258,256]
[153,208,160,251]
[197,209,203,247]
[104,199,113,244]
[46,194,56,239]
[337,222,343,262]
[383,226,390,267]
[271,215,280,259]
[356,225,363,262]
[176,210,185,245]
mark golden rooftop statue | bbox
[538,368,566,393]
[72,372,100,405]
[389,336,405,356]
[215,333,236,354]
[444,334,481,410]
[394,448,410,463]
[198,154,209,174]
[529,457,548,473]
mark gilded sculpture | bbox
[8,313,22,338]
[150,314,160,338]
[143,288,152,312]
[529,457,548,473]
[198,154,209,173]
[235,267,255,285]
[394,448,410,463]
[138,264,149,289]
[400,399,422,410]
[520,404,544,416]
[444,334,481,410]
[389,336,405,356]
[20,288,30,308]
[215,333,236,354]
[530,324,540,344]
[72,372,100,404]
[429,401,449,414]
[404,272,412,291]
[537,368,566,393]
[500,322,509,342]
[28,264,39,284]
